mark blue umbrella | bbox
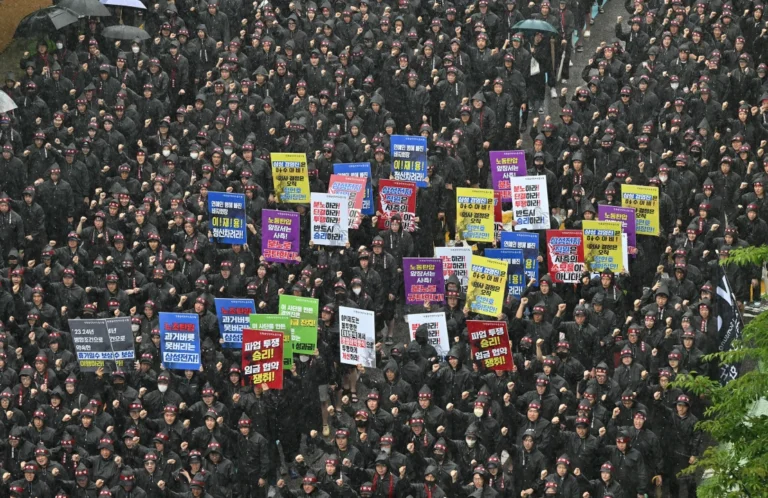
[511,19,559,35]
[100,0,147,9]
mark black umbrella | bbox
[14,6,80,39]
[102,25,150,41]
[59,0,112,17]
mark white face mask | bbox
[465,438,476,448]
[132,46,140,54]
[131,324,140,333]
[190,152,199,160]
[56,43,64,50]
[353,287,362,295]
[670,83,679,90]
[299,355,310,362]
[162,150,171,157]
[158,384,168,393]
[659,174,668,183]
[473,408,484,418]
[223,148,233,156]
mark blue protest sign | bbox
[501,232,539,285]
[159,313,201,370]
[391,135,428,187]
[215,298,257,348]
[485,248,526,298]
[334,163,374,215]
[208,192,247,244]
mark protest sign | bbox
[261,210,300,264]
[494,191,514,242]
[435,246,472,294]
[467,256,508,317]
[598,205,636,250]
[456,188,495,242]
[582,221,625,273]
[467,321,514,371]
[546,229,586,283]
[208,192,247,244]
[500,232,539,284]
[406,313,450,356]
[485,248,526,298]
[329,174,367,229]
[70,319,113,372]
[271,152,310,203]
[334,163,374,215]
[621,185,660,236]
[159,313,201,370]
[339,307,376,368]
[278,295,318,354]
[242,329,284,389]
[403,258,445,305]
[215,298,256,348]
[310,193,349,246]
[391,135,428,186]
[250,314,293,369]
[105,317,135,370]
[510,175,550,230]
[377,179,417,232]
[490,151,527,201]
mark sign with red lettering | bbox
[510,175,550,230]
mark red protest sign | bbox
[241,329,284,389]
[466,321,514,371]
[377,179,417,232]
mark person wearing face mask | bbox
[552,303,599,371]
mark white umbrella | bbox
[0,93,17,114]
[100,0,147,9]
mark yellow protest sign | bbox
[271,153,310,203]
[621,185,660,236]
[457,188,495,243]
[467,256,508,317]
[582,221,625,273]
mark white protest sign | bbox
[311,193,349,246]
[406,312,450,357]
[339,307,376,367]
[510,175,550,230]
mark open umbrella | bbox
[60,0,112,17]
[14,6,80,38]
[511,19,559,35]
[0,93,17,114]
[100,0,147,8]
[102,24,150,40]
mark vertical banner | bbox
[510,175,550,230]
[105,317,135,370]
[435,246,472,294]
[70,319,112,372]
[582,221,625,273]
[208,192,247,244]
[271,152,310,203]
[485,248,526,298]
[715,266,743,384]
[403,258,445,305]
[334,163,374,215]
[391,135,428,187]
[500,232,539,284]
[215,298,256,349]
[377,179,417,232]
[339,307,376,368]
[159,313,201,370]
[467,321,514,371]
[329,174,367,229]
[494,191,514,242]
[621,185,660,236]
[250,314,293,369]
[261,210,301,264]
[467,256,508,317]
[311,193,349,246]
[242,329,284,389]
[456,188,495,242]
[490,151,527,201]
[546,229,586,283]
[406,313,450,357]
[598,205,636,250]
[278,295,318,354]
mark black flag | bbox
[716,265,744,384]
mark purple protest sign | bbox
[403,258,446,306]
[262,210,301,264]
[490,151,527,201]
[598,205,636,250]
